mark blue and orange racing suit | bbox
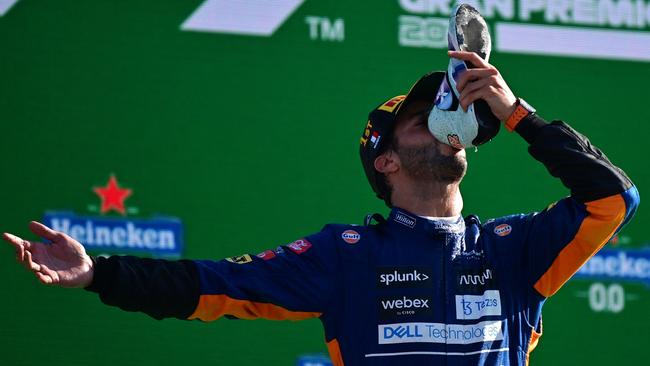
[86,114,639,365]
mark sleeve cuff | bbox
[514,114,548,144]
[84,255,109,293]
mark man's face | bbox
[391,100,467,183]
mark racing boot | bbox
[428,4,501,149]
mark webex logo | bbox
[379,296,432,320]
[377,266,433,288]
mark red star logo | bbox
[93,175,132,215]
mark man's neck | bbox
[390,180,463,217]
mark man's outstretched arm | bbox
[4,222,339,321]
[3,222,200,319]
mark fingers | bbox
[35,272,53,284]
[455,68,498,93]
[24,250,41,272]
[459,79,495,111]
[448,50,490,68]
[29,221,61,242]
[459,90,482,112]
[3,233,30,261]
[36,264,58,285]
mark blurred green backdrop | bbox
[1,0,648,365]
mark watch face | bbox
[519,98,536,114]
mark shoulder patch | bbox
[226,254,253,264]
[494,224,512,237]
[256,250,276,260]
[287,238,312,254]
[341,229,361,244]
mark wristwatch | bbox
[505,98,536,132]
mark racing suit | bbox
[86,114,639,365]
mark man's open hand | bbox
[3,221,94,288]
[449,50,518,122]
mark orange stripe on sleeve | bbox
[534,194,627,297]
[326,339,345,366]
[188,294,321,321]
[525,322,542,366]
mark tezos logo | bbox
[377,266,432,288]
[341,230,361,244]
[493,224,512,237]
[455,290,502,320]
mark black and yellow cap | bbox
[359,71,445,206]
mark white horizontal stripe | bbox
[496,22,650,62]
[365,347,510,358]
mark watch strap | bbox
[505,99,532,132]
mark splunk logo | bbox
[377,266,433,288]
[378,321,504,345]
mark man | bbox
[4,51,639,365]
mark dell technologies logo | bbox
[377,266,433,288]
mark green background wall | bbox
[1,0,648,364]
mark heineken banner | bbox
[0,1,648,365]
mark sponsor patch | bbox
[458,268,494,287]
[393,212,416,228]
[287,239,312,254]
[370,131,381,149]
[493,224,512,237]
[256,250,276,260]
[378,95,406,113]
[378,296,432,320]
[377,266,432,288]
[341,230,361,244]
[226,254,253,264]
[378,320,504,345]
[455,290,502,320]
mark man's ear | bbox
[374,151,399,175]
